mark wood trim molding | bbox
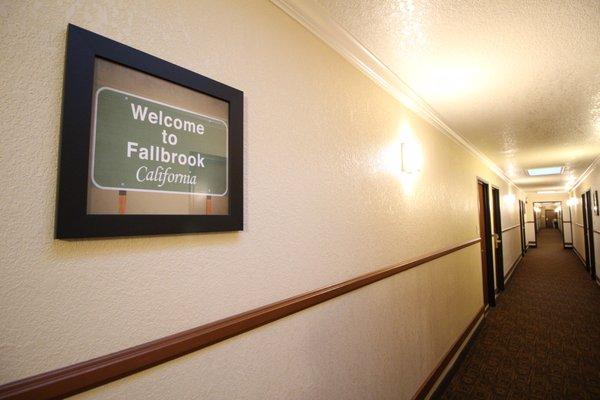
[593,229,600,235]
[269,0,521,191]
[269,0,600,195]
[412,307,485,400]
[573,246,586,267]
[430,253,524,400]
[563,220,572,223]
[501,224,520,233]
[575,223,584,228]
[525,220,535,223]
[0,238,481,400]
[504,254,523,284]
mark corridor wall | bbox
[499,193,524,282]
[0,1,526,398]
[525,193,571,246]
[570,159,600,280]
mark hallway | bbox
[2,2,600,399]
[439,229,600,399]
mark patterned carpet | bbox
[437,228,600,399]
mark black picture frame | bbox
[594,190,599,216]
[56,24,243,239]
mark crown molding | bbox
[569,154,600,193]
[271,0,522,191]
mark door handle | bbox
[493,235,501,249]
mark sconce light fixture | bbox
[566,197,578,207]
[400,141,422,174]
[504,193,516,204]
[533,206,541,213]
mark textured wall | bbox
[0,1,523,398]
[501,227,522,275]
[570,165,600,267]
[525,192,571,245]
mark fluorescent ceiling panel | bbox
[527,166,564,176]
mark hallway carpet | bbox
[438,228,600,399]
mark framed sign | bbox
[56,25,243,238]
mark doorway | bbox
[519,200,526,255]
[532,201,564,247]
[477,180,495,307]
[491,187,504,292]
[582,190,596,279]
[544,209,557,228]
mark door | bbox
[519,200,527,254]
[545,209,557,228]
[477,181,495,307]
[582,194,590,272]
[492,187,505,291]
[584,190,597,279]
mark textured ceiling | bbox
[315,0,600,192]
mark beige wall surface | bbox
[570,163,600,268]
[0,1,524,398]
[525,192,571,244]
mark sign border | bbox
[56,24,243,238]
[91,86,229,197]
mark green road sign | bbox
[92,87,228,196]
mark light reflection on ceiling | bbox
[315,0,600,192]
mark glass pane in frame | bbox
[87,58,229,215]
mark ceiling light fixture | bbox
[527,166,564,176]
[536,190,566,194]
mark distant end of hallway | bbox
[437,229,600,399]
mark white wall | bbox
[0,1,525,398]
[570,160,600,272]
[524,193,570,246]
[496,192,522,280]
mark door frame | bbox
[532,201,565,247]
[477,179,495,307]
[584,190,597,279]
[519,200,527,253]
[491,187,505,292]
[544,209,556,229]
[565,203,574,248]
[582,193,590,272]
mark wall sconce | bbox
[400,142,422,174]
[566,197,578,207]
[554,207,561,213]
[533,206,541,213]
[503,193,516,204]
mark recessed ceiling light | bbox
[537,190,566,194]
[527,166,564,176]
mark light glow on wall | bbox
[533,206,542,213]
[380,121,423,190]
[400,141,423,174]
[503,193,516,204]
[566,197,578,207]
